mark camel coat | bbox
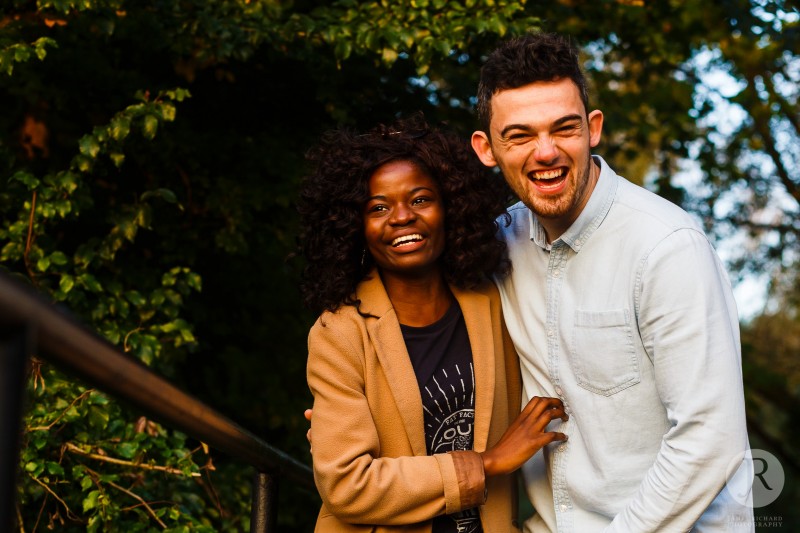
[307,272,522,532]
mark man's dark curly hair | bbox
[477,32,590,132]
[297,114,510,315]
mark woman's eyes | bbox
[366,197,433,213]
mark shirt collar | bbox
[529,155,618,252]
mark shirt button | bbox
[547,328,555,338]
[560,504,568,513]
[552,270,560,278]
[555,386,563,396]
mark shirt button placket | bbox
[548,244,573,532]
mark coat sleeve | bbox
[307,313,486,525]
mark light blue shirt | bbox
[494,156,753,532]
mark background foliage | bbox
[1,0,797,531]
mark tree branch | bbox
[104,479,167,529]
[28,474,81,522]
[23,190,38,284]
[64,442,201,477]
[26,389,94,432]
[15,502,26,533]
[743,74,800,207]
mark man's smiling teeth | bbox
[392,234,423,247]
[531,169,564,180]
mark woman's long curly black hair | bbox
[297,114,511,315]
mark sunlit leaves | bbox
[71,89,191,175]
[282,0,538,73]
[0,38,57,76]
[37,0,126,15]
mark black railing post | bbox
[250,470,277,533]
[0,324,31,532]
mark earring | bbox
[361,249,367,268]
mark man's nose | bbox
[534,135,558,163]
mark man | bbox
[470,32,753,532]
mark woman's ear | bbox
[471,131,497,168]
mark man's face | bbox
[471,78,603,239]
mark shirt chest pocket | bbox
[569,309,641,396]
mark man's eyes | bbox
[506,124,581,140]
[554,123,581,134]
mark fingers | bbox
[521,396,569,427]
[540,431,568,446]
[540,407,567,427]
[526,396,564,414]
[304,409,313,453]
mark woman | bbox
[298,115,567,532]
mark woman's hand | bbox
[304,408,313,453]
[480,396,567,477]
[305,396,566,473]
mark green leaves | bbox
[78,136,101,159]
[37,0,126,15]
[71,89,191,175]
[283,0,538,73]
[0,37,57,76]
[142,115,159,140]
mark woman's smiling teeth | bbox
[392,234,424,247]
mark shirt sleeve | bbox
[605,228,751,532]
[307,314,486,525]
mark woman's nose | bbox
[389,204,416,225]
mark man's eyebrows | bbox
[500,114,585,137]
[499,123,532,137]
[552,114,584,127]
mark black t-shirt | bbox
[401,302,483,533]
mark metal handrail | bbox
[0,271,314,531]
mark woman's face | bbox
[362,160,446,278]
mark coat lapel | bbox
[358,273,428,456]
[452,285,495,453]
[356,273,497,457]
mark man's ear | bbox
[588,110,603,148]
[471,131,497,168]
